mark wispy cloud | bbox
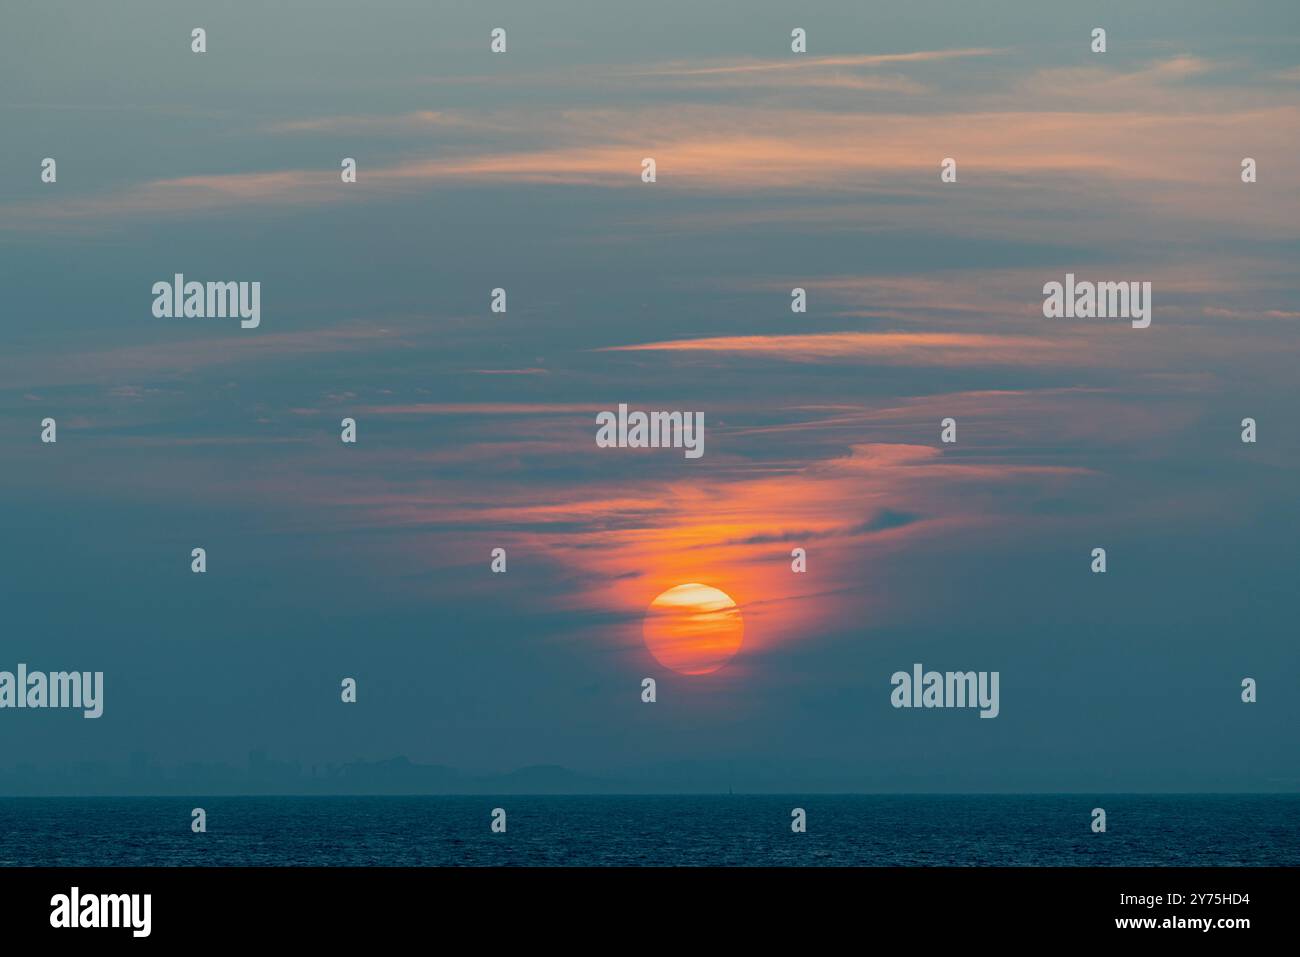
[630,48,1005,77]
[259,110,509,135]
[600,331,1075,366]
[6,56,1296,231]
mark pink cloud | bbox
[599,331,1075,366]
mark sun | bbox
[642,583,744,675]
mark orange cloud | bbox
[599,331,1074,366]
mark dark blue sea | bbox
[1,795,1295,866]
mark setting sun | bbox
[642,583,744,675]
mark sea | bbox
[0,794,1296,867]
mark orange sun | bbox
[642,583,744,675]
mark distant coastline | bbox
[2,753,1298,797]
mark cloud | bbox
[630,49,1005,78]
[599,331,1074,367]
[357,402,596,416]
[6,57,1295,231]
[259,110,492,134]
[0,325,402,390]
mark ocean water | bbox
[0,795,1295,866]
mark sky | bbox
[0,0,1297,793]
